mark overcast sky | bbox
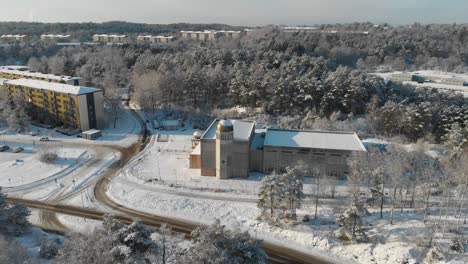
[1,0,467,26]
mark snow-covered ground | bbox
[0,146,88,187]
[103,119,466,264]
[0,106,141,149]
[109,179,467,264]
[56,213,101,233]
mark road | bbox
[6,108,337,264]
[8,197,332,264]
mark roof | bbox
[263,129,366,152]
[251,133,265,150]
[1,34,26,38]
[5,79,100,95]
[93,34,127,38]
[138,35,174,39]
[0,66,81,82]
[202,119,254,141]
[41,34,71,38]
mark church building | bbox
[190,119,367,179]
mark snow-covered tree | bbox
[154,224,183,264]
[182,219,267,264]
[282,166,304,219]
[424,246,444,264]
[258,166,305,221]
[335,191,368,243]
[0,235,36,264]
[113,220,158,264]
[257,172,286,220]
[0,187,31,236]
[55,215,159,264]
[442,121,468,159]
[4,101,30,133]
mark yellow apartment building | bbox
[137,35,174,44]
[92,34,128,44]
[0,35,27,43]
[40,34,71,41]
[0,78,104,131]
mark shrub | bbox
[40,238,61,259]
[39,152,58,163]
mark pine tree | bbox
[183,219,267,264]
[282,167,304,219]
[335,192,368,243]
[257,172,285,220]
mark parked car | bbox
[0,145,10,152]
[39,137,49,141]
[302,214,310,222]
[29,131,38,136]
[12,147,24,153]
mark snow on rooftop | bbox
[264,129,367,152]
[1,34,26,38]
[0,66,81,82]
[202,119,254,141]
[41,34,71,38]
[6,78,100,95]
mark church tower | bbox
[215,119,233,179]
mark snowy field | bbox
[108,180,467,264]
[0,146,88,187]
[104,117,466,264]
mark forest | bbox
[1,22,466,144]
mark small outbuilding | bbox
[82,129,102,140]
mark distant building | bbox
[190,119,366,179]
[0,78,104,131]
[179,30,242,41]
[137,35,174,44]
[390,72,465,87]
[92,34,128,44]
[0,66,81,86]
[281,26,318,32]
[41,34,71,41]
[0,34,27,43]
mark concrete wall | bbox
[78,94,90,131]
[200,139,216,176]
[190,154,201,169]
[231,141,250,178]
[93,91,105,129]
[262,146,351,178]
[249,149,263,172]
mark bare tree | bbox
[133,71,162,118]
[103,78,122,129]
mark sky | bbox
[0,0,467,26]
